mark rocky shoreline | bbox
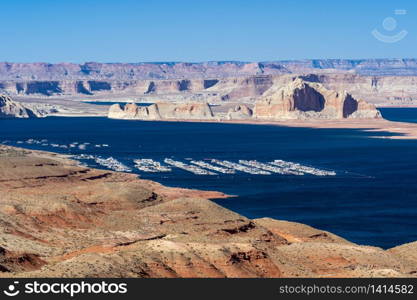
[0,145,416,278]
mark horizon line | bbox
[0,58,416,65]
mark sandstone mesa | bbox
[1,60,417,108]
[108,78,381,121]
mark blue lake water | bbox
[82,102,153,106]
[0,107,416,249]
[379,107,417,123]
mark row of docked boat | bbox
[270,160,336,176]
[1,138,337,177]
[239,160,303,175]
[71,154,131,172]
[210,159,271,175]
[134,159,172,173]
[3,139,109,150]
[164,159,216,175]
[94,157,131,172]
[55,152,340,177]
[190,160,235,174]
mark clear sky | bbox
[1,0,416,63]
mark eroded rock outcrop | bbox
[1,59,417,81]
[108,103,161,120]
[156,102,214,119]
[108,80,381,122]
[254,78,381,120]
[0,94,43,118]
[108,102,214,120]
[226,104,253,120]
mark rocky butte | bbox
[0,145,416,278]
[108,102,214,120]
[108,78,381,121]
[0,94,43,118]
[253,78,381,120]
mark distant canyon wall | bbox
[1,60,417,105]
[1,59,417,81]
[0,79,220,96]
[2,74,417,105]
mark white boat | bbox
[134,159,172,173]
[164,159,216,175]
[270,160,336,176]
[211,159,271,175]
[239,160,303,175]
[191,160,235,174]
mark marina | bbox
[164,158,217,175]
[94,157,132,172]
[1,137,340,177]
[239,160,303,175]
[71,154,132,172]
[190,160,235,174]
[270,160,336,176]
[134,159,172,172]
[210,159,271,175]
[1,139,109,151]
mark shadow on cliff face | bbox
[343,94,359,118]
[293,85,325,112]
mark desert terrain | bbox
[0,145,416,278]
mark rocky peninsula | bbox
[108,78,381,121]
[0,94,45,118]
[104,77,417,140]
[0,145,416,278]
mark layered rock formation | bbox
[108,79,381,121]
[226,104,253,120]
[1,72,417,108]
[156,102,214,119]
[1,60,417,107]
[254,78,381,120]
[1,59,417,81]
[108,103,161,120]
[0,145,416,278]
[108,102,214,120]
[0,94,43,118]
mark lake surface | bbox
[379,107,417,123]
[82,101,153,106]
[1,107,416,249]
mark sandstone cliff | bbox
[0,94,43,118]
[254,78,381,120]
[1,73,417,108]
[1,59,417,81]
[1,59,417,108]
[108,80,381,122]
[226,104,253,120]
[108,103,161,120]
[0,145,416,278]
[108,102,214,120]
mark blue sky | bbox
[0,0,416,62]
